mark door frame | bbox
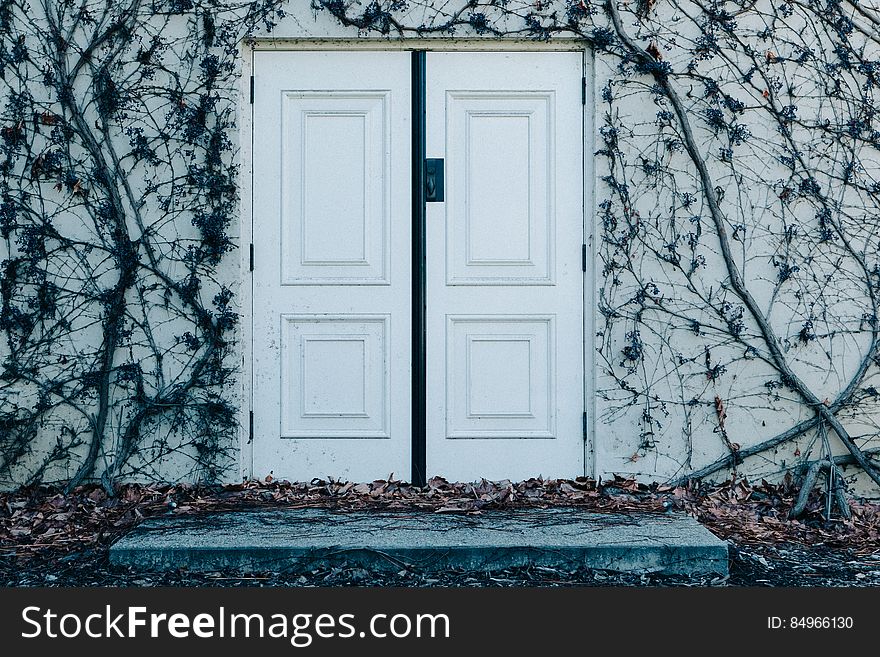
[240,39,597,484]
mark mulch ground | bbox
[2,475,879,587]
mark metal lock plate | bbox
[425,158,444,202]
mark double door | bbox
[252,50,585,483]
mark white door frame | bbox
[239,39,597,483]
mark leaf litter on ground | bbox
[1,474,879,561]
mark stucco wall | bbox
[1,0,878,493]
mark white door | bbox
[251,51,412,482]
[425,52,585,481]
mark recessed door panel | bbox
[281,92,390,285]
[280,315,389,438]
[446,316,555,438]
[446,92,555,285]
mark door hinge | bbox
[249,243,254,272]
[581,243,587,272]
[583,411,588,441]
[249,75,254,104]
[581,76,586,105]
[248,410,254,443]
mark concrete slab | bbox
[110,508,728,576]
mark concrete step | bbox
[109,508,728,576]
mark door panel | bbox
[446,91,554,284]
[280,314,389,438]
[281,92,391,285]
[425,52,585,481]
[446,315,555,438]
[252,51,411,482]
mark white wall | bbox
[2,1,877,493]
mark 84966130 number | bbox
[768,617,854,629]
[791,617,852,629]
